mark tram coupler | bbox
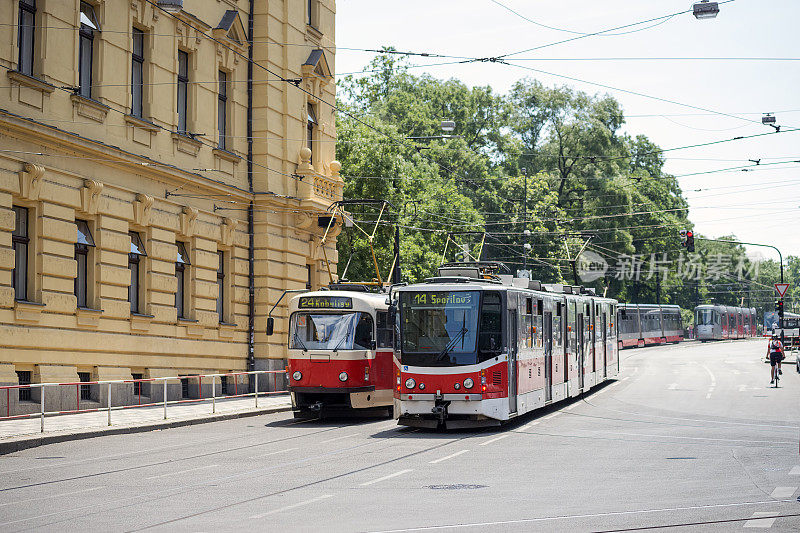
[309,401,324,415]
[431,401,450,423]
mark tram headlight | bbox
[405,378,416,389]
[292,371,302,381]
[418,383,425,390]
[339,371,349,382]
[454,383,461,390]
[463,378,474,389]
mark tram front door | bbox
[508,310,518,414]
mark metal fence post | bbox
[212,375,216,414]
[163,379,168,420]
[254,372,258,408]
[107,382,112,426]
[40,384,45,433]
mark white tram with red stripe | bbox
[392,263,618,429]
[285,286,396,418]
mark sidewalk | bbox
[0,393,292,454]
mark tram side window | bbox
[478,292,503,359]
[376,311,393,348]
[553,302,563,351]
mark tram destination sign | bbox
[409,291,477,308]
[298,296,353,310]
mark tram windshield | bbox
[399,291,481,366]
[696,309,715,326]
[289,312,373,351]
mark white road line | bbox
[743,511,777,528]
[565,403,579,410]
[479,435,509,446]
[144,464,218,480]
[0,486,103,507]
[319,434,357,444]
[246,447,298,461]
[541,412,560,420]
[622,376,630,381]
[667,383,678,390]
[429,450,469,464]
[770,486,797,498]
[250,494,333,519]
[790,466,800,475]
[700,364,717,387]
[522,421,540,429]
[359,469,413,486]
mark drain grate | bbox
[426,484,487,490]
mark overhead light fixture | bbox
[762,113,776,125]
[156,0,183,13]
[692,0,719,19]
[440,120,456,132]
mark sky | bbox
[332,0,800,263]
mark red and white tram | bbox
[392,263,618,429]
[282,286,396,418]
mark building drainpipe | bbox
[246,0,255,374]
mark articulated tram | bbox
[393,263,618,429]
[617,304,683,349]
[283,286,396,418]
[695,304,756,341]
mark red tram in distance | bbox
[392,263,618,429]
[277,286,396,418]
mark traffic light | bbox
[686,231,695,252]
[777,299,784,315]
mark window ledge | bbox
[124,114,160,133]
[70,94,109,123]
[7,71,55,93]
[182,319,205,337]
[14,299,45,323]
[306,24,323,41]
[212,147,241,163]
[130,312,154,332]
[219,321,237,339]
[172,132,202,156]
[76,306,103,328]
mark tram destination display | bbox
[298,296,353,309]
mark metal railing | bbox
[0,370,287,432]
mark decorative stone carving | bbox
[19,163,44,201]
[294,211,314,231]
[180,206,198,237]
[81,180,104,215]
[298,146,313,171]
[221,217,237,246]
[133,193,153,226]
[330,160,342,181]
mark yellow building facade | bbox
[0,0,340,411]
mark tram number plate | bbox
[298,296,353,309]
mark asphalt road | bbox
[1,338,798,532]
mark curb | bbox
[0,403,293,455]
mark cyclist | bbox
[767,334,783,385]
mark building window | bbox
[12,206,30,301]
[17,0,35,75]
[128,231,147,314]
[177,50,189,133]
[78,2,99,98]
[306,264,313,290]
[216,251,225,321]
[78,372,91,401]
[75,220,95,308]
[175,241,190,318]
[131,372,143,397]
[131,27,144,117]
[218,70,227,149]
[307,103,317,164]
[307,0,317,27]
[17,370,32,401]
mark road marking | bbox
[770,486,797,498]
[790,466,800,475]
[541,412,560,420]
[565,403,579,410]
[622,376,630,381]
[522,421,540,429]
[250,494,333,519]
[700,364,716,387]
[144,464,217,480]
[245,447,298,461]
[743,511,777,528]
[360,469,413,486]
[479,435,509,446]
[0,486,103,507]
[319,434,357,444]
[429,450,469,464]
[667,383,678,390]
